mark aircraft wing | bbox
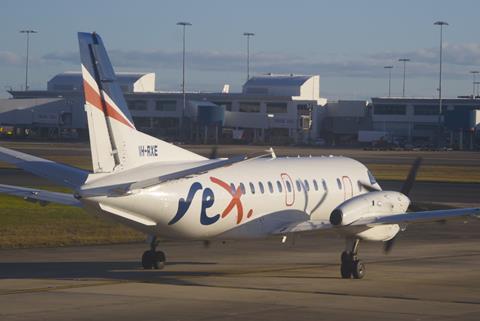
[0,184,81,207]
[272,207,480,235]
[81,151,274,197]
[0,146,89,188]
[273,219,332,234]
[350,207,480,226]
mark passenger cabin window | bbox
[285,180,292,192]
[239,183,246,194]
[249,182,255,194]
[230,183,236,194]
[313,179,319,191]
[322,179,328,190]
[337,178,342,190]
[296,180,302,192]
[276,181,283,193]
[268,181,274,193]
[304,180,310,191]
[259,182,265,194]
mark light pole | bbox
[475,81,480,97]
[243,32,255,81]
[20,30,38,91]
[384,66,393,97]
[434,21,448,148]
[398,58,410,97]
[470,71,479,98]
[176,22,192,138]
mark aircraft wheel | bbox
[142,251,156,270]
[340,251,352,279]
[142,250,154,269]
[352,260,365,279]
[153,251,166,270]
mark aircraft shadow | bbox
[0,261,220,286]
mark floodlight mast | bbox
[19,30,38,91]
[243,32,255,81]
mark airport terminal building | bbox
[0,71,479,148]
[0,72,329,144]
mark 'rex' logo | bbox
[168,177,253,226]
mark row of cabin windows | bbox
[228,178,335,195]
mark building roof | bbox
[47,72,153,91]
[243,75,311,87]
[0,98,64,112]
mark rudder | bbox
[78,32,205,173]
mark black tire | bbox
[152,251,166,270]
[340,263,352,279]
[352,260,365,279]
[142,250,154,269]
[155,250,166,263]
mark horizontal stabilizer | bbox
[0,146,89,188]
[0,184,81,207]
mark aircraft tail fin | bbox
[78,32,205,173]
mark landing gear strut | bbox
[141,235,166,270]
[340,238,365,279]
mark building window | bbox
[373,104,406,115]
[268,181,274,193]
[276,181,283,193]
[213,101,232,111]
[128,100,148,111]
[259,182,265,194]
[239,102,260,113]
[156,100,177,112]
[266,102,287,114]
[297,104,311,116]
[132,117,150,128]
[413,105,440,115]
[249,182,255,194]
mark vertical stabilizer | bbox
[78,32,206,173]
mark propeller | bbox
[384,156,423,254]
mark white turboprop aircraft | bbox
[0,32,478,279]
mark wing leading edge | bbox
[272,207,479,235]
[0,184,81,207]
[0,146,89,188]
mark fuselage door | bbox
[342,176,353,200]
[281,173,295,206]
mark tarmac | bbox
[1,220,480,321]
[1,142,479,320]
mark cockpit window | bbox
[367,171,377,185]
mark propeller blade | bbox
[400,157,423,196]
[209,146,218,159]
[384,237,396,254]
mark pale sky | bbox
[1,0,480,99]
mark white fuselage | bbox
[81,156,375,240]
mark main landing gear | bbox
[340,238,365,279]
[141,235,166,270]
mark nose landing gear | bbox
[340,238,365,279]
[141,235,166,270]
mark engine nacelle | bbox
[330,191,410,226]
